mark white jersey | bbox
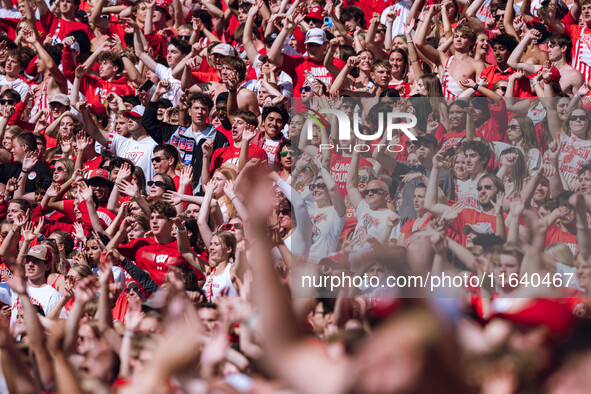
[203,263,238,302]
[0,283,63,325]
[0,75,30,100]
[349,200,395,269]
[455,175,484,212]
[155,64,183,106]
[556,133,591,189]
[308,206,346,263]
[108,132,158,189]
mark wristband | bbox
[473,83,479,91]
[228,88,237,93]
[123,330,134,338]
[576,92,582,98]
[21,169,31,174]
[176,226,187,233]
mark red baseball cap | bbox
[155,0,171,18]
[88,103,108,117]
[492,299,575,335]
[305,6,324,21]
[85,168,114,187]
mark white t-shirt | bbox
[0,283,63,325]
[380,0,412,39]
[155,64,183,106]
[557,133,591,189]
[262,139,281,166]
[456,175,484,212]
[308,206,346,263]
[0,75,30,101]
[108,132,158,187]
[349,200,395,268]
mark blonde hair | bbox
[545,243,575,267]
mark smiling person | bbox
[108,201,189,286]
[415,7,486,100]
[553,107,591,190]
[0,245,63,325]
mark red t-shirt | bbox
[280,55,346,97]
[209,144,268,172]
[118,237,189,286]
[400,214,434,247]
[544,225,577,255]
[475,99,508,142]
[41,12,94,42]
[452,208,499,246]
[80,75,135,105]
[480,65,533,98]
[330,151,371,199]
[440,130,466,151]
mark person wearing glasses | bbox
[490,116,542,173]
[346,149,400,268]
[307,156,346,263]
[276,140,294,181]
[426,149,507,247]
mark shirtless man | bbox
[507,29,583,95]
[547,0,591,83]
[415,6,486,99]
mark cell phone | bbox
[324,16,333,28]
[139,80,154,92]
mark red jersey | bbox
[475,99,508,141]
[452,208,500,246]
[118,238,189,286]
[210,144,268,172]
[80,74,135,105]
[41,12,94,42]
[480,65,533,97]
[544,225,577,255]
[330,151,371,199]
[280,55,346,97]
[400,214,434,247]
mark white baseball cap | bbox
[305,28,327,45]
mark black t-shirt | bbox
[0,161,52,194]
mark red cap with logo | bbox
[305,6,324,21]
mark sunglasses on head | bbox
[363,188,386,196]
[223,223,243,230]
[125,285,141,294]
[279,150,295,157]
[309,183,327,190]
[151,156,165,163]
[299,86,312,92]
[147,180,165,187]
[0,99,15,105]
[506,124,519,131]
[477,184,494,191]
[277,208,291,216]
[569,115,587,121]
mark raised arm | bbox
[424,150,452,217]
[315,157,346,217]
[79,101,110,147]
[414,5,444,66]
[507,29,542,74]
[268,11,304,68]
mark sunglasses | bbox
[494,14,504,19]
[279,150,295,157]
[53,166,66,173]
[498,86,507,92]
[65,275,78,282]
[309,183,327,190]
[0,99,15,105]
[223,223,243,230]
[277,208,291,216]
[506,124,519,131]
[151,156,166,163]
[359,174,371,182]
[569,115,587,121]
[299,86,312,92]
[178,35,191,40]
[476,184,494,191]
[147,180,165,187]
[363,188,386,196]
[125,286,141,294]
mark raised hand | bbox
[432,148,446,169]
[547,139,561,162]
[5,177,18,196]
[116,162,132,183]
[509,192,524,218]
[203,179,216,195]
[22,151,38,172]
[46,182,61,198]
[74,276,98,304]
[117,179,139,198]
[33,216,45,237]
[13,211,27,229]
[223,179,236,199]
[21,221,36,242]
[500,152,518,168]
[440,202,465,223]
[22,24,37,44]
[242,124,257,142]
[61,134,73,155]
[7,265,27,295]
[346,56,359,68]
[163,190,183,205]
[179,165,193,186]
[155,80,172,97]
[78,181,93,201]
[492,191,505,215]
[400,172,425,184]
[75,64,88,79]
[202,139,214,158]
[76,131,93,152]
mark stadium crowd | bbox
[1,0,591,391]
